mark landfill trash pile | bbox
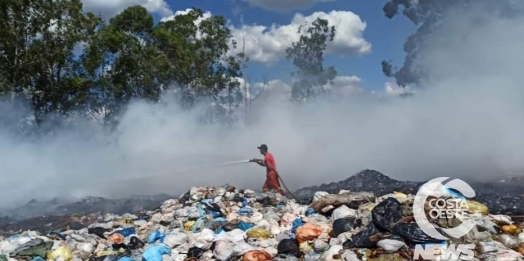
[1,182,524,261]
[295,170,524,215]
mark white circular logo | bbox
[413,177,477,240]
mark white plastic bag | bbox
[377,239,405,252]
[331,205,357,221]
[213,240,233,260]
[76,243,95,253]
[164,233,188,248]
[232,241,254,256]
[313,191,329,202]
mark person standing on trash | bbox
[250,144,285,196]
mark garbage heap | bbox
[1,184,523,261]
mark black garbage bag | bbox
[233,195,245,203]
[277,239,300,257]
[68,221,86,230]
[128,236,145,250]
[391,223,444,243]
[90,255,121,261]
[187,247,205,259]
[343,223,381,248]
[88,227,109,239]
[222,223,238,232]
[372,197,402,232]
[333,217,355,237]
[112,243,128,250]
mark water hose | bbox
[275,171,302,203]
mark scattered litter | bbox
[0,181,522,261]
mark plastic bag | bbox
[309,192,375,212]
[238,221,254,231]
[223,223,238,231]
[332,217,355,237]
[164,234,188,248]
[47,245,73,261]
[128,236,144,250]
[377,238,405,253]
[495,234,519,249]
[319,245,343,261]
[476,241,498,253]
[77,243,95,253]
[213,240,234,260]
[277,239,300,257]
[291,219,305,234]
[502,224,519,235]
[109,233,124,244]
[312,239,329,253]
[313,191,329,202]
[232,242,255,256]
[112,228,136,237]
[141,245,171,261]
[147,231,165,244]
[296,223,322,243]
[466,200,488,215]
[371,197,402,232]
[392,223,444,243]
[246,229,272,239]
[187,247,205,259]
[241,250,272,261]
[332,205,357,221]
[343,223,381,248]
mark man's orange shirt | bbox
[264,152,277,175]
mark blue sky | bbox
[158,0,416,92]
[83,0,417,93]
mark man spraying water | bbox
[250,144,285,196]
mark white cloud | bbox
[326,76,364,95]
[383,82,416,96]
[157,9,370,65]
[160,8,212,23]
[230,10,371,64]
[81,0,173,18]
[242,0,335,12]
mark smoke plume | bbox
[1,2,524,208]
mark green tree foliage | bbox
[0,0,100,123]
[1,3,243,126]
[381,0,523,87]
[285,18,337,101]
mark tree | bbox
[285,18,337,101]
[381,0,522,87]
[153,8,243,123]
[81,6,172,124]
[0,0,100,124]
[1,3,244,129]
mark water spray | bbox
[72,158,302,202]
[112,159,252,182]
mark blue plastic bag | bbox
[291,218,305,234]
[148,231,165,244]
[213,217,227,223]
[216,227,225,234]
[201,199,213,204]
[238,207,253,215]
[142,245,171,261]
[209,210,221,218]
[118,257,135,261]
[113,227,136,237]
[238,221,254,231]
[305,209,315,216]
